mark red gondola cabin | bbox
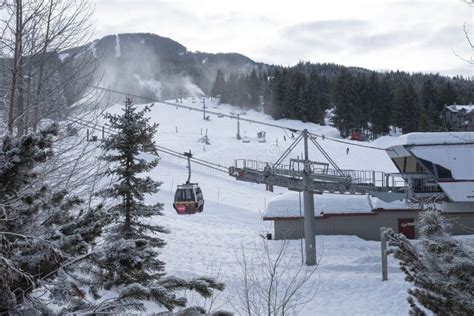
[173,183,204,215]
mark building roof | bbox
[263,192,409,219]
[386,132,474,147]
[444,104,474,114]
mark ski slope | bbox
[104,97,412,315]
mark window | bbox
[195,187,203,199]
[418,158,453,179]
[418,158,435,175]
[435,164,453,179]
[175,188,195,201]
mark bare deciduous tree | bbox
[0,0,96,135]
[229,239,319,316]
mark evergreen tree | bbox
[419,79,437,131]
[212,62,472,134]
[394,85,420,134]
[248,69,261,109]
[332,68,358,137]
[305,71,324,124]
[236,74,250,107]
[211,69,226,99]
[437,82,458,109]
[352,74,369,131]
[370,77,393,137]
[265,69,289,119]
[0,125,110,313]
[386,209,474,315]
[295,86,308,122]
[318,76,331,110]
[97,98,224,312]
[221,73,238,105]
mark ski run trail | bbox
[87,96,453,315]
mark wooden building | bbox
[263,196,474,241]
[441,104,474,131]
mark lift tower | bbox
[229,129,406,266]
[302,130,316,265]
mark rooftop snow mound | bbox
[445,104,474,113]
[386,132,474,148]
[263,192,409,218]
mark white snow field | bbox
[103,97,413,315]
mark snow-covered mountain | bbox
[64,33,258,100]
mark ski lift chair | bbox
[242,136,251,143]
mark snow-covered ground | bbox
[101,97,414,315]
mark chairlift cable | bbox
[88,85,394,152]
[66,115,228,174]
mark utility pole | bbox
[236,113,241,140]
[202,98,206,120]
[303,129,316,266]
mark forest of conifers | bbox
[210,62,473,136]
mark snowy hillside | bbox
[100,97,411,315]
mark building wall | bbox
[442,107,474,131]
[272,211,474,241]
[441,202,474,212]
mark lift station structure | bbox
[229,129,406,265]
[383,132,474,209]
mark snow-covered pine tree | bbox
[0,125,111,313]
[386,209,474,316]
[96,98,224,313]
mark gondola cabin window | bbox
[195,187,203,200]
[175,188,195,202]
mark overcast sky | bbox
[93,0,474,76]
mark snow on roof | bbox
[445,105,474,113]
[263,192,410,218]
[386,132,474,148]
[371,197,410,210]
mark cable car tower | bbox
[229,129,406,265]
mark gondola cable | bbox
[88,85,395,152]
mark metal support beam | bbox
[303,129,316,266]
[184,150,192,183]
[303,190,316,265]
[236,114,241,140]
[229,129,407,266]
[202,98,206,120]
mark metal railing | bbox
[412,179,443,193]
[233,159,406,189]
